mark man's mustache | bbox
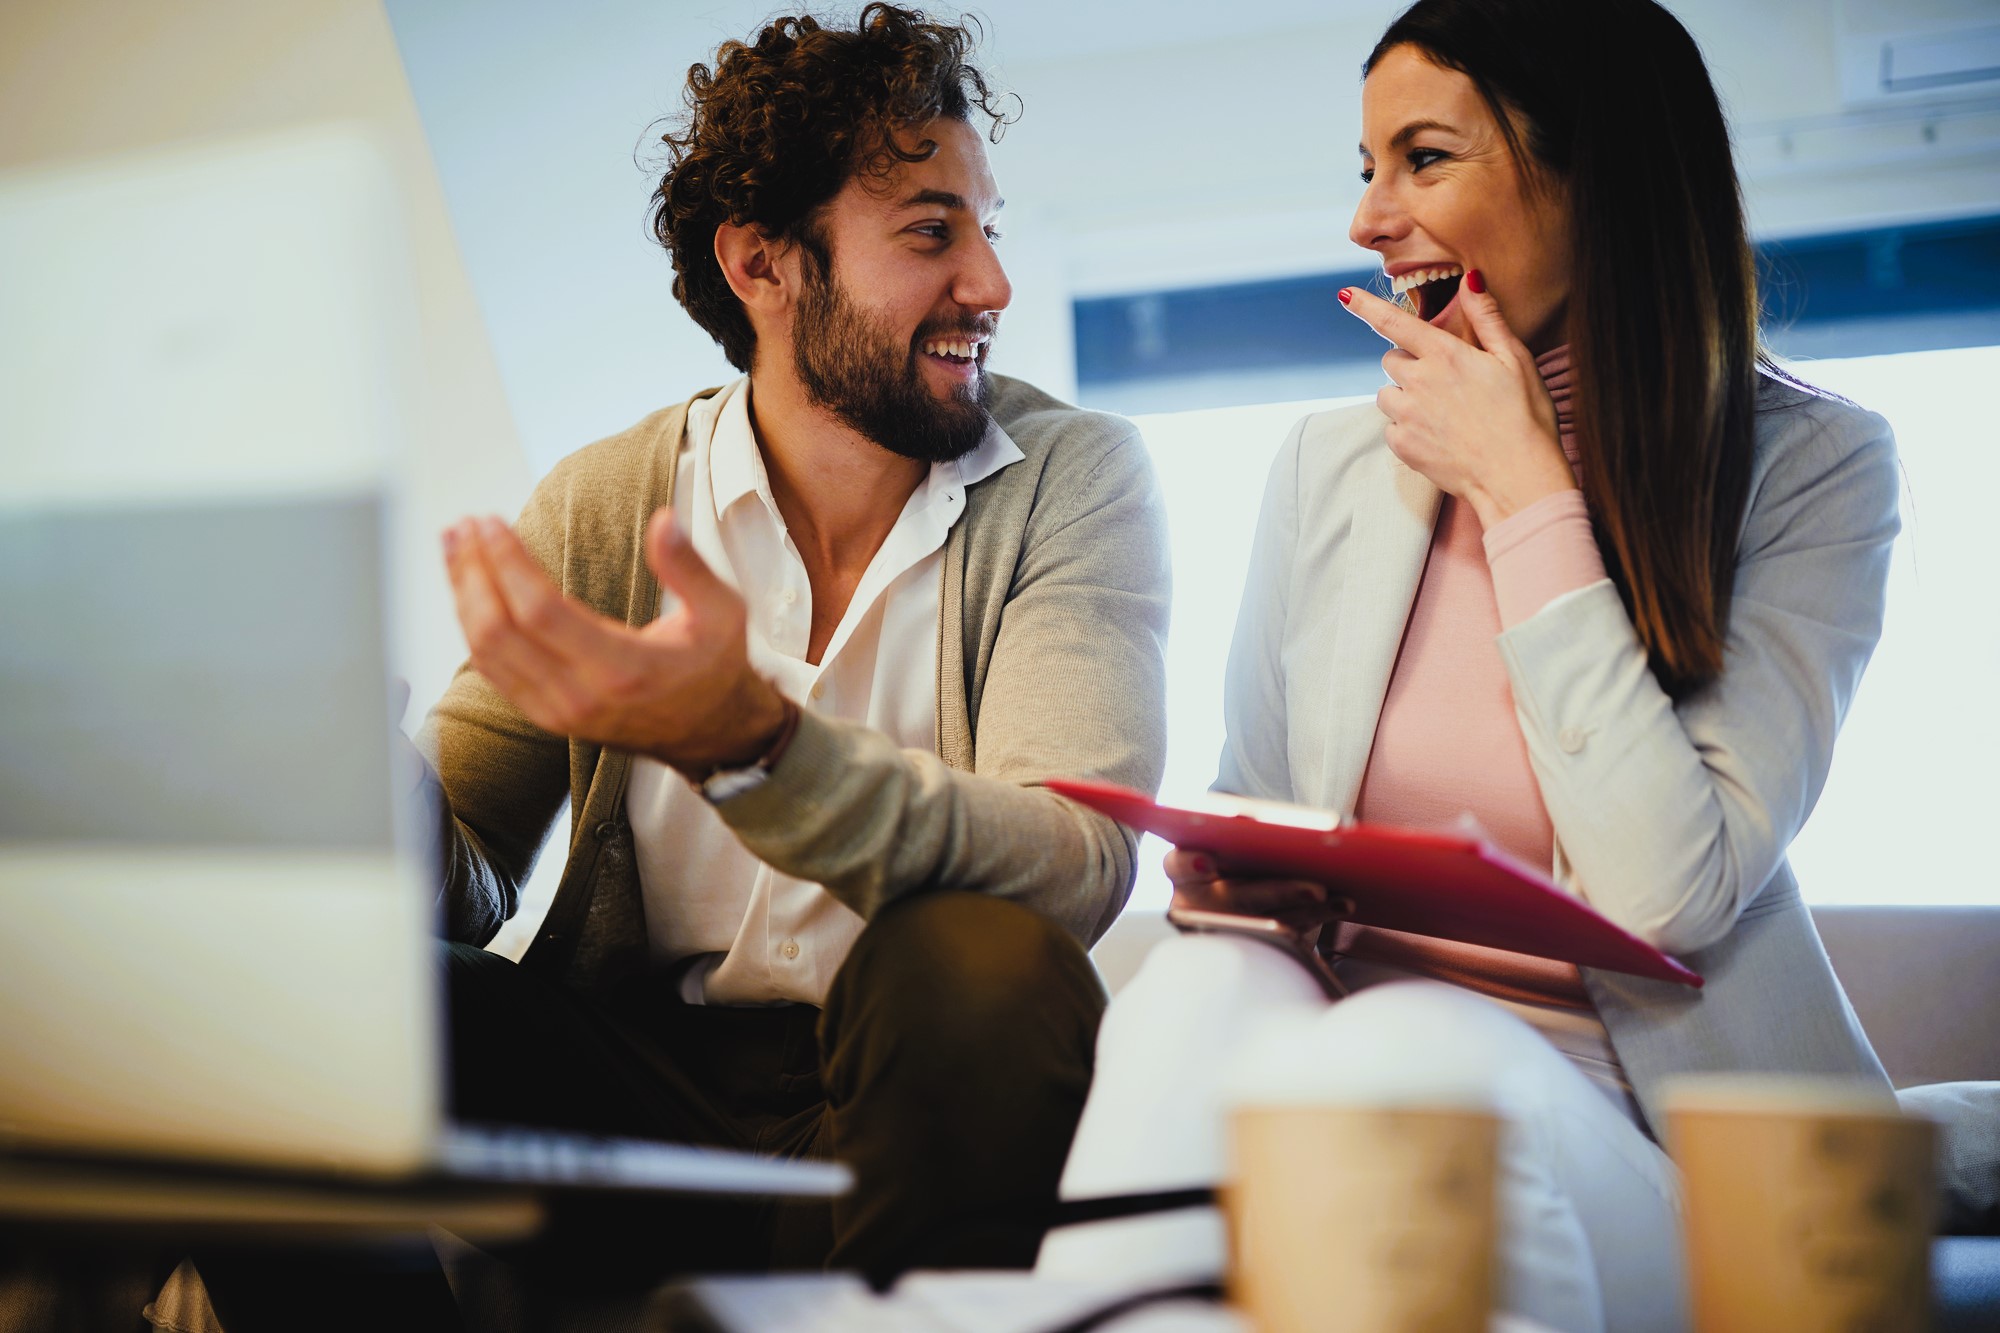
[912,317,999,344]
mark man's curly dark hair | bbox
[651,5,1013,372]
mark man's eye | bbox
[914,222,949,240]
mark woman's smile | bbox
[1352,46,1573,354]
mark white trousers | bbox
[1037,935,1687,1333]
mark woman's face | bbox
[1351,45,1572,355]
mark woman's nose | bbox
[1349,181,1407,251]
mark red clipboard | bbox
[1048,778,1702,989]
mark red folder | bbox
[1047,778,1702,989]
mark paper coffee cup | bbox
[1665,1075,1936,1333]
[1226,1103,1499,1333]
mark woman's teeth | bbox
[1389,265,1465,295]
[923,337,982,362]
[1389,265,1467,322]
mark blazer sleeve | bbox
[1216,417,1307,802]
[712,429,1172,946]
[1495,395,1900,954]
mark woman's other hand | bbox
[1340,273,1575,529]
[1163,847,1339,945]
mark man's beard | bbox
[792,262,994,465]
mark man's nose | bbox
[955,234,1012,315]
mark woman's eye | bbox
[1409,148,1449,171]
[1359,167,1375,185]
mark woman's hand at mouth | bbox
[1339,273,1576,529]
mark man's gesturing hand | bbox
[443,508,789,777]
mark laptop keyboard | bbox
[439,1124,850,1197]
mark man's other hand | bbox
[442,508,788,776]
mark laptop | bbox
[0,126,846,1203]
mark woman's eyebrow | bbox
[1358,118,1462,157]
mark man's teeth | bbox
[1389,265,1466,295]
[923,337,983,359]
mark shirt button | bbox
[1557,726,1586,754]
[810,683,825,701]
[780,939,800,960]
[780,588,798,606]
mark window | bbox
[1125,343,1998,910]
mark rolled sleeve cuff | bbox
[1483,488,1607,630]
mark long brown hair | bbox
[1366,0,1763,697]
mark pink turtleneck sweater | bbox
[1334,346,1643,1123]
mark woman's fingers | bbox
[1171,876,1328,917]
[1163,846,1220,888]
[1218,878,1328,915]
[1380,347,1419,388]
[1456,269,1528,363]
[1340,285,1457,356]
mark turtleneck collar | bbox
[1535,344,1578,465]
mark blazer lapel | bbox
[1317,451,1441,811]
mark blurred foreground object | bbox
[1668,1074,1937,1333]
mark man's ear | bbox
[714,222,793,318]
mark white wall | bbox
[383,0,2000,477]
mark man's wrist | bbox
[673,675,794,781]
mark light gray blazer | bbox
[1216,374,1902,1135]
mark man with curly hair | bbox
[422,2,1169,1296]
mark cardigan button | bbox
[1557,726,1586,754]
[594,821,624,842]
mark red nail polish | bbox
[1337,288,1353,306]
[1466,269,1486,294]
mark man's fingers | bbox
[1457,269,1527,359]
[442,521,576,719]
[470,517,613,663]
[1340,285,1455,356]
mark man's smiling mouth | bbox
[1392,264,1465,322]
[921,335,987,366]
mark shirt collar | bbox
[705,376,1025,525]
[706,378,768,519]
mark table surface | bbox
[0,1153,543,1245]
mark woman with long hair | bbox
[1038,2,1900,1328]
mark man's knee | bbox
[827,892,1104,1051]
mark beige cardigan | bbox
[419,375,1171,993]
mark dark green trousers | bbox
[444,890,1106,1291]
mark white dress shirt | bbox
[625,377,1023,1006]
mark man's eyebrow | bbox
[898,188,1005,213]
[1358,119,1461,157]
